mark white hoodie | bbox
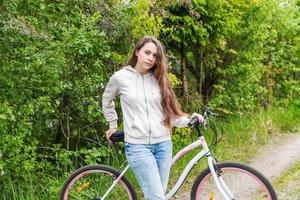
[102,65,190,144]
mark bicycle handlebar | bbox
[188,116,200,127]
[188,107,218,128]
[203,107,218,118]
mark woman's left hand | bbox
[191,112,204,123]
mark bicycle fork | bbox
[207,156,235,200]
[100,165,131,200]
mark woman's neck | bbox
[134,64,148,75]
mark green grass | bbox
[273,161,300,199]
[1,175,63,200]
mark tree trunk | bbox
[180,44,188,107]
[66,106,71,150]
[198,51,203,100]
[267,66,274,107]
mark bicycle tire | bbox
[191,162,277,200]
[60,164,138,200]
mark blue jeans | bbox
[125,140,172,200]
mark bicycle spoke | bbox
[191,162,276,200]
[60,165,136,200]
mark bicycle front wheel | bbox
[191,162,277,200]
[60,164,137,200]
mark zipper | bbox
[142,75,152,144]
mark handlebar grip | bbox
[110,130,124,143]
[188,116,199,127]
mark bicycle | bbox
[60,108,278,200]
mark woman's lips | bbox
[145,62,153,66]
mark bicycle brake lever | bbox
[202,119,207,129]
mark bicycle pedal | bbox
[209,191,214,200]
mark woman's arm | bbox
[102,73,119,129]
[171,113,204,128]
[171,115,190,128]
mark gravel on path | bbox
[250,133,300,181]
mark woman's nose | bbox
[148,55,154,62]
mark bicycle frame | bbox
[165,135,233,200]
[102,135,234,200]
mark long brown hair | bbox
[127,36,184,129]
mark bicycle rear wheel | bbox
[60,164,137,200]
[191,162,277,200]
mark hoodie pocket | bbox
[129,114,149,138]
[150,120,170,138]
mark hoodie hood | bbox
[123,65,137,72]
[123,65,153,77]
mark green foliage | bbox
[159,0,299,113]
[268,100,300,132]
[168,72,182,88]
[0,0,299,198]
[0,0,133,195]
[130,0,162,39]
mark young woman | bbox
[102,36,203,200]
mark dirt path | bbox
[172,132,300,200]
[250,133,300,181]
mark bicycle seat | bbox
[110,130,124,143]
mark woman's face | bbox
[135,42,158,73]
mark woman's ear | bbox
[135,49,139,57]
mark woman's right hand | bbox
[105,128,117,141]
